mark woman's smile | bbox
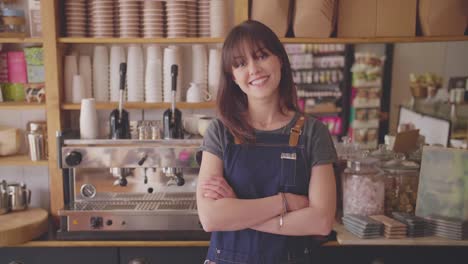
[249,75,270,87]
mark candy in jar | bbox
[342,157,385,216]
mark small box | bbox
[419,0,468,36]
[7,51,27,84]
[23,47,44,66]
[338,0,417,37]
[26,64,45,83]
[1,83,25,101]
[28,0,42,38]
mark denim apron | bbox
[205,116,318,264]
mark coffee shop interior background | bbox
[0,0,467,213]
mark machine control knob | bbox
[65,151,82,167]
[90,216,103,229]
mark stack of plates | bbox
[142,0,165,38]
[117,0,141,38]
[342,214,383,239]
[166,1,188,38]
[198,0,210,37]
[392,212,430,237]
[186,1,198,37]
[426,215,468,240]
[369,215,407,239]
[65,0,87,37]
[88,0,115,38]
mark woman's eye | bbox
[258,53,269,60]
[234,61,246,68]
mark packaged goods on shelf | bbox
[28,0,42,37]
[0,126,21,156]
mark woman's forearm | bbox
[197,194,283,232]
[249,206,334,236]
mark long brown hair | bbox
[217,20,298,143]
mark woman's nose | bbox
[248,61,261,75]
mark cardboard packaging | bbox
[293,0,336,38]
[419,0,468,36]
[28,0,42,37]
[338,0,417,37]
[251,0,290,37]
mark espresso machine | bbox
[56,133,207,240]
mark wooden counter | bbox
[335,224,468,246]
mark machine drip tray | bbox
[56,229,211,241]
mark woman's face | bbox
[231,43,282,102]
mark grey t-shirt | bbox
[200,113,337,169]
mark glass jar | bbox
[369,144,394,165]
[342,157,385,216]
[381,154,420,215]
[2,9,26,33]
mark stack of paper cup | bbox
[72,75,85,103]
[210,0,228,37]
[64,55,78,103]
[163,46,183,102]
[117,0,141,38]
[88,0,115,38]
[142,0,165,38]
[65,0,87,37]
[127,45,144,102]
[145,45,163,102]
[192,44,208,97]
[166,1,188,38]
[78,55,92,98]
[109,46,126,102]
[198,0,210,37]
[80,98,99,139]
[187,1,198,37]
[208,48,222,98]
[93,46,109,102]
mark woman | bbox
[197,20,337,264]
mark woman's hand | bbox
[284,193,309,212]
[201,175,237,200]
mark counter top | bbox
[335,224,468,246]
[5,224,468,248]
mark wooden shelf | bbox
[0,37,43,44]
[0,102,46,110]
[0,155,48,166]
[280,36,468,44]
[58,37,224,44]
[62,102,216,110]
[58,36,468,45]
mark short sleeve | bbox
[199,119,225,160]
[305,118,338,167]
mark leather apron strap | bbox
[288,115,306,147]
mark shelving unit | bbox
[0,155,47,166]
[61,102,216,110]
[0,0,465,219]
[58,37,224,44]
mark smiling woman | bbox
[197,20,338,264]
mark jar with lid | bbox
[2,9,26,34]
[369,144,394,165]
[381,154,420,215]
[27,122,47,161]
[342,157,385,216]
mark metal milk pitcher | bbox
[8,182,31,211]
[0,180,9,215]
